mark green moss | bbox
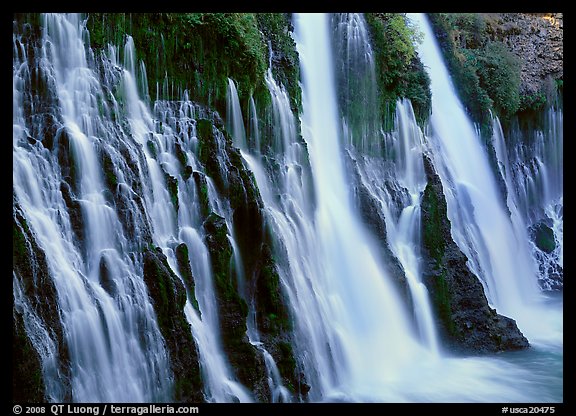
[175,243,201,314]
[422,183,445,263]
[166,174,179,212]
[13,311,46,402]
[196,119,213,144]
[174,142,188,167]
[146,138,157,159]
[255,13,301,114]
[434,269,456,336]
[533,223,556,254]
[87,13,268,116]
[204,213,246,313]
[476,41,521,119]
[260,259,291,332]
[518,91,547,113]
[13,218,29,261]
[101,151,119,190]
[276,341,297,392]
[427,13,533,134]
[192,171,210,219]
[365,13,431,129]
[142,249,203,401]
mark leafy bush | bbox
[476,41,521,119]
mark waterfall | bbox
[118,39,253,404]
[226,78,248,151]
[493,109,563,291]
[13,12,563,404]
[13,13,172,402]
[13,13,253,403]
[352,99,440,354]
[293,12,430,400]
[226,70,293,403]
[332,13,380,154]
[332,13,439,354]
[407,14,562,345]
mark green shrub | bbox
[476,41,521,119]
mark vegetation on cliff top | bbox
[88,14,266,114]
[428,13,562,133]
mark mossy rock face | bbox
[426,13,562,134]
[421,174,446,264]
[197,116,301,401]
[87,13,268,116]
[202,212,269,401]
[252,241,304,399]
[201,118,302,400]
[142,248,203,402]
[100,147,119,191]
[256,13,301,114]
[53,127,80,195]
[364,13,432,129]
[175,242,201,315]
[195,118,226,193]
[255,243,291,335]
[192,171,210,219]
[420,156,529,353]
[166,174,179,212]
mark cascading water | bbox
[407,13,562,347]
[226,78,248,151]
[13,13,173,402]
[492,109,563,291]
[118,39,253,403]
[351,100,440,354]
[13,12,563,404]
[14,13,253,403]
[290,12,432,400]
[332,13,380,154]
[331,13,439,355]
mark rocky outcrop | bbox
[529,220,563,291]
[420,156,529,353]
[202,212,270,401]
[142,248,204,402]
[483,13,563,96]
[253,240,308,399]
